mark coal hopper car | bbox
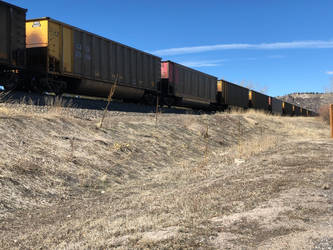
[25,17,161,100]
[0,0,26,89]
[216,79,249,110]
[161,61,217,108]
[248,90,270,111]
[271,97,283,115]
[301,107,308,116]
[282,102,293,115]
[293,105,301,116]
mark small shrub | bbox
[318,104,330,124]
[44,95,74,116]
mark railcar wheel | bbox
[162,96,175,107]
[143,93,156,105]
[3,73,19,91]
[52,80,67,96]
[29,77,44,94]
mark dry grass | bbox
[0,94,74,118]
[44,95,75,115]
[0,104,332,249]
[229,107,271,116]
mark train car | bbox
[282,101,293,115]
[160,61,217,108]
[0,0,26,89]
[298,107,302,116]
[216,80,249,109]
[302,108,308,116]
[293,105,301,116]
[25,17,161,100]
[298,106,303,116]
[248,90,270,111]
[271,97,283,115]
[0,1,316,116]
[292,105,297,116]
[311,111,318,117]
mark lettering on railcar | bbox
[32,21,41,28]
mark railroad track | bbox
[0,90,196,114]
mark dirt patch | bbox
[0,104,332,249]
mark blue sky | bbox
[8,0,333,96]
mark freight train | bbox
[0,0,316,116]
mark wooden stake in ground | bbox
[330,104,333,138]
[98,74,119,129]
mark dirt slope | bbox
[0,104,332,249]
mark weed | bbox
[97,74,118,129]
[319,104,330,124]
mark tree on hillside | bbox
[324,77,333,93]
[259,86,268,94]
[240,80,268,94]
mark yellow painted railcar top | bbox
[26,18,73,73]
[26,19,48,48]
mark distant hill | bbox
[277,92,333,112]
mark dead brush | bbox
[228,106,247,114]
[69,137,75,160]
[231,134,279,161]
[318,104,330,125]
[243,108,270,117]
[0,90,10,102]
[97,74,118,129]
[112,142,132,153]
[45,95,74,116]
[0,95,36,116]
[196,123,211,174]
[182,115,197,130]
[0,91,16,115]
[109,142,134,171]
[0,104,12,116]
